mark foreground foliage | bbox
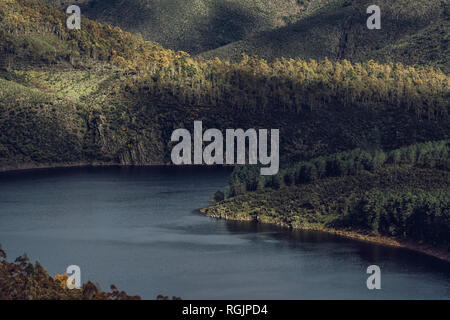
[0,245,140,300]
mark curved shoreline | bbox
[200,208,450,263]
[3,162,448,263]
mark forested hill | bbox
[204,140,450,260]
[200,0,450,73]
[0,0,449,172]
[45,0,450,73]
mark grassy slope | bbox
[200,0,450,72]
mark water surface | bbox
[0,166,449,299]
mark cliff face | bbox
[94,117,167,166]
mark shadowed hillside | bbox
[68,0,309,54]
[200,0,449,72]
[46,0,449,71]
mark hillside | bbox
[60,0,310,54]
[0,0,449,171]
[200,0,450,72]
[40,0,450,71]
[2,59,448,170]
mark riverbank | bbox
[200,208,450,263]
[202,167,450,263]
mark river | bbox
[0,166,449,299]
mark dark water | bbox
[0,166,449,299]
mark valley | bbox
[0,0,448,300]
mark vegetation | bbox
[0,0,448,260]
[208,141,450,253]
[45,0,449,73]
[204,167,450,250]
[68,0,311,54]
[0,77,85,164]
[0,0,449,171]
[201,0,450,73]
[212,190,225,204]
[0,0,182,71]
[336,189,449,247]
[0,244,141,300]
[131,55,449,118]
[226,140,450,196]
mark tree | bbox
[0,244,6,261]
[212,190,225,203]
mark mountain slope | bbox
[67,0,310,54]
[200,0,449,72]
[1,0,449,170]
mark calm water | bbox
[0,166,449,299]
